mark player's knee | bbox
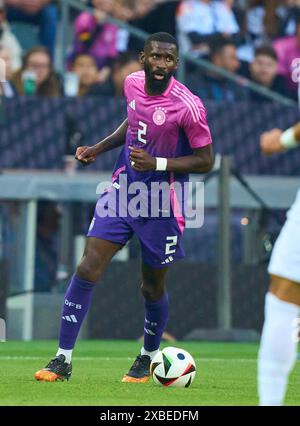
[141,280,165,301]
[76,263,97,282]
[76,255,101,283]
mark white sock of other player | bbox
[56,348,73,364]
[141,347,159,360]
[258,292,299,406]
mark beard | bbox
[144,61,174,94]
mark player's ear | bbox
[139,51,145,65]
[174,57,179,70]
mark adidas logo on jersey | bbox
[161,255,174,265]
[129,100,135,110]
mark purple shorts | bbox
[87,194,185,269]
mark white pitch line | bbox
[0,356,257,362]
[0,356,133,361]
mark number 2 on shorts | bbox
[165,236,178,255]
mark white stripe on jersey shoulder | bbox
[126,70,145,80]
[171,86,202,123]
[130,71,145,77]
[172,85,201,121]
[171,90,198,123]
[126,76,144,80]
[172,89,201,122]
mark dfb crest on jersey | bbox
[153,107,167,126]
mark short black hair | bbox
[73,52,98,66]
[112,51,139,71]
[144,32,178,52]
[254,45,277,61]
[209,38,236,59]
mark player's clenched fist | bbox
[75,146,97,165]
[129,146,156,171]
[260,128,285,155]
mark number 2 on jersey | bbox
[138,121,147,144]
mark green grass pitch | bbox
[0,340,299,406]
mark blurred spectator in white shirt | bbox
[0,43,16,96]
[0,0,21,71]
[237,0,290,62]
[177,0,240,55]
[246,0,281,44]
[278,0,300,36]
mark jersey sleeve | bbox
[180,98,212,149]
[123,75,130,101]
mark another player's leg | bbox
[258,275,300,405]
[35,237,122,382]
[258,196,300,406]
[122,263,169,383]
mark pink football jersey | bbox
[112,70,212,187]
[107,70,212,223]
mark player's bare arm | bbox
[260,122,300,155]
[165,145,213,174]
[129,144,213,173]
[75,118,128,165]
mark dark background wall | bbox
[1,98,300,175]
[89,261,269,340]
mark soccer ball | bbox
[150,346,196,388]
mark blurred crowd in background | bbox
[0,0,300,101]
[1,0,300,292]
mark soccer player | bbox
[258,124,300,405]
[34,32,213,383]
